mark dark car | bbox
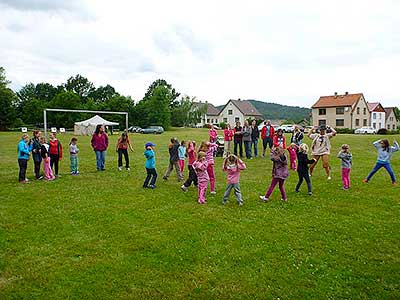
[140,126,164,134]
[215,135,225,157]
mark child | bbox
[40,136,55,181]
[260,146,289,202]
[199,141,218,194]
[49,132,62,177]
[222,154,246,206]
[178,140,186,173]
[364,139,399,185]
[273,129,286,149]
[143,142,157,189]
[192,151,209,204]
[69,137,79,175]
[337,144,352,190]
[17,134,32,183]
[163,138,183,181]
[181,141,198,191]
[287,143,298,171]
[116,132,133,171]
[295,143,315,195]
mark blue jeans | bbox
[251,139,258,157]
[95,151,106,170]
[244,141,252,159]
[366,162,396,183]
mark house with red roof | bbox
[384,107,399,131]
[367,102,386,130]
[311,92,370,129]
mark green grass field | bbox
[0,129,399,299]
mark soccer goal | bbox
[43,108,129,137]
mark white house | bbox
[193,102,221,127]
[218,99,263,125]
[368,102,386,130]
[384,107,399,131]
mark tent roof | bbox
[75,115,119,126]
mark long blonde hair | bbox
[299,143,309,154]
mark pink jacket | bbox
[209,129,218,142]
[224,129,233,141]
[206,143,218,165]
[187,143,196,165]
[193,160,209,182]
[223,160,246,184]
[288,147,298,160]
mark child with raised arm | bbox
[69,137,79,175]
[40,136,55,181]
[143,142,157,189]
[192,151,209,204]
[337,144,352,190]
[222,154,246,206]
[199,141,218,194]
[287,143,298,171]
[364,139,399,185]
[260,146,289,202]
[295,143,316,195]
[163,138,183,182]
[178,140,186,173]
[181,141,197,191]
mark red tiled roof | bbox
[312,93,364,108]
[368,102,385,112]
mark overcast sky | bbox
[1,0,399,107]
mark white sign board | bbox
[51,127,57,133]
[21,127,28,133]
[59,128,66,133]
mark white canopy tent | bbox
[74,115,119,135]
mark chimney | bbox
[334,92,338,98]
[238,98,241,101]
[345,91,349,95]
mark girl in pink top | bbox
[192,151,209,204]
[223,124,234,158]
[222,154,246,205]
[181,141,198,191]
[199,141,218,194]
[288,143,299,171]
[209,125,218,143]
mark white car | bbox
[278,124,294,133]
[355,127,376,134]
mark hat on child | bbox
[145,142,156,147]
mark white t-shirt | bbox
[310,133,334,155]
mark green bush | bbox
[334,128,355,134]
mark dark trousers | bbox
[244,141,252,159]
[50,154,60,175]
[234,140,243,157]
[296,171,312,193]
[183,165,198,187]
[118,148,130,168]
[18,159,28,181]
[33,155,42,179]
[263,137,273,150]
[144,168,157,187]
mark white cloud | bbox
[0,0,399,107]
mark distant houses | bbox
[194,99,263,127]
[311,92,398,130]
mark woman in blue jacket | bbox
[18,134,32,183]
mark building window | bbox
[355,119,360,126]
[228,110,233,115]
[336,107,345,115]
[357,107,360,114]
[318,120,326,126]
[235,117,240,122]
[393,125,396,130]
[336,119,344,127]
[223,118,227,123]
[363,119,367,126]
[388,125,391,130]
[363,108,366,115]
[207,119,210,123]
[319,109,326,115]
[372,123,376,129]
[373,113,376,119]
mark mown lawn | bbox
[0,129,399,299]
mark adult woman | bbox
[291,125,304,146]
[31,130,42,179]
[223,124,233,158]
[233,121,243,158]
[17,134,31,183]
[116,132,133,171]
[91,124,109,171]
[251,120,260,158]
[242,120,252,159]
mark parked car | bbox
[377,128,387,135]
[140,126,164,134]
[128,126,142,133]
[278,124,294,133]
[355,127,376,134]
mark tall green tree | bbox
[146,86,172,129]
[89,84,119,103]
[144,79,180,108]
[64,74,95,99]
[171,95,204,127]
[0,67,17,129]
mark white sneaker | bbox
[210,191,216,195]
[259,195,269,202]
[118,167,122,171]
[181,184,188,192]
[126,167,130,171]
[327,176,332,180]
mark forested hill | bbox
[248,100,311,121]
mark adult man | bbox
[261,120,275,157]
[308,125,337,180]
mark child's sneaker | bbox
[163,176,168,181]
[181,184,188,192]
[118,167,122,171]
[238,201,243,206]
[259,196,269,202]
[295,189,299,193]
[149,185,156,189]
[393,182,398,186]
[362,179,368,183]
[327,176,331,180]
[308,192,312,196]
[126,167,130,171]
[210,191,216,195]
[281,198,288,202]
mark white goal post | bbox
[43,108,129,137]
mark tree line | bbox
[0,67,206,130]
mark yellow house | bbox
[311,92,370,129]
